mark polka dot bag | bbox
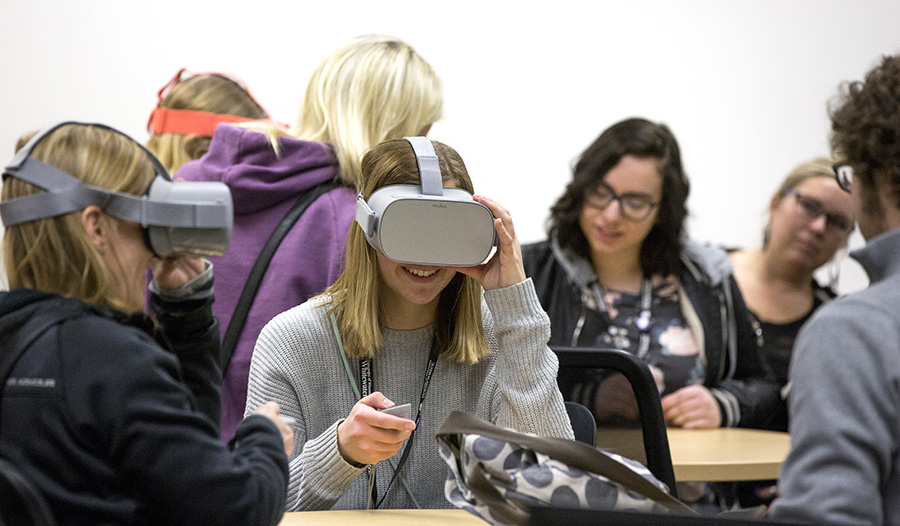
[436,410,695,526]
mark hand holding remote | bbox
[336,392,416,466]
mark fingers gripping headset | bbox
[355,137,498,267]
[0,121,233,258]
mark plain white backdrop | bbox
[2,0,899,292]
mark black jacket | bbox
[522,238,780,429]
[0,288,288,526]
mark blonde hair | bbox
[3,124,157,311]
[322,139,488,363]
[773,157,838,198]
[763,156,846,246]
[250,35,443,190]
[147,73,268,173]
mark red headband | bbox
[147,68,275,137]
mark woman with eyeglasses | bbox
[729,158,854,427]
[522,117,777,435]
[728,159,854,507]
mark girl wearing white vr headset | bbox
[246,138,573,511]
[0,123,293,525]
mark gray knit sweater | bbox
[245,279,574,511]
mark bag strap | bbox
[220,179,340,372]
[0,302,81,430]
[436,410,696,516]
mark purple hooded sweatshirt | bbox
[176,124,356,441]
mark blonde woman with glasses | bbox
[728,158,853,507]
[729,158,854,432]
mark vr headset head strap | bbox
[6,121,170,181]
[147,68,277,137]
[404,136,443,196]
[0,121,225,229]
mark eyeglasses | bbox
[784,189,854,234]
[583,184,659,222]
[832,162,853,193]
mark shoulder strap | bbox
[221,179,341,372]
[436,410,696,516]
[0,303,81,430]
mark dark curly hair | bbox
[830,55,900,207]
[548,117,690,276]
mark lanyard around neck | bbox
[359,342,438,509]
[592,277,653,358]
[359,343,439,429]
[330,312,435,509]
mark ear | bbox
[768,193,781,214]
[81,205,108,254]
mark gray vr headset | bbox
[355,137,497,267]
[0,121,232,258]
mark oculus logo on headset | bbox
[0,121,233,258]
[355,137,497,267]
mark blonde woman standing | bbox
[177,35,444,441]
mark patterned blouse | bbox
[565,275,706,422]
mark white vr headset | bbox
[355,137,497,267]
[0,121,233,258]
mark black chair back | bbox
[563,401,596,446]
[0,458,56,526]
[552,346,677,496]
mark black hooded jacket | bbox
[523,238,780,429]
[0,288,288,526]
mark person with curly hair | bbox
[770,54,900,525]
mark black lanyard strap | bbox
[360,342,438,508]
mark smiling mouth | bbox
[595,226,622,239]
[404,267,438,277]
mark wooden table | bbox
[597,426,791,482]
[666,427,791,482]
[279,509,485,525]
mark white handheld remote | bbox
[379,403,412,420]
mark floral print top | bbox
[565,275,707,417]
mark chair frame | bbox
[552,346,678,496]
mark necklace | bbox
[592,277,654,358]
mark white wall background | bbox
[2,0,899,293]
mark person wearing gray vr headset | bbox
[245,137,573,511]
[0,122,294,525]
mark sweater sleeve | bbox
[481,278,574,440]
[770,300,900,525]
[246,305,364,511]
